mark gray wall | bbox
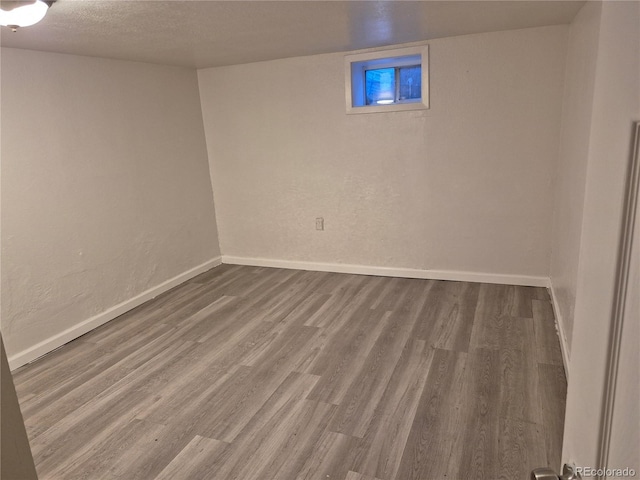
[1,48,221,364]
[549,1,602,357]
[198,26,567,279]
[560,0,640,470]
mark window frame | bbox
[345,45,429,114]
[364,64,422,106]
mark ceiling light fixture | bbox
[0,0,54,32]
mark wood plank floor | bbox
[12,265,567,480]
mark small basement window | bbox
[345,45,429,114]
[365,65,421,105]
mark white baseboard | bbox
[9,254,551,371]
[548,279,571,380]
[221,255,549,287]
[8,256,222,371]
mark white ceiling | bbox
[1,0,585,69]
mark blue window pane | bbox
[399,66,421,101]
[365,68,396,105]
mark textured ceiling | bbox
[1,0,585,69]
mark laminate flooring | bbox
[12,265,567,480]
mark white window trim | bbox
[345,45,429,115]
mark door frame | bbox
[596,121,640,476]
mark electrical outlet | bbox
[316,217,324,231]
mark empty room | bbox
[1,1,638,479]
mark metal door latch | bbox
[531,464,581,480]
